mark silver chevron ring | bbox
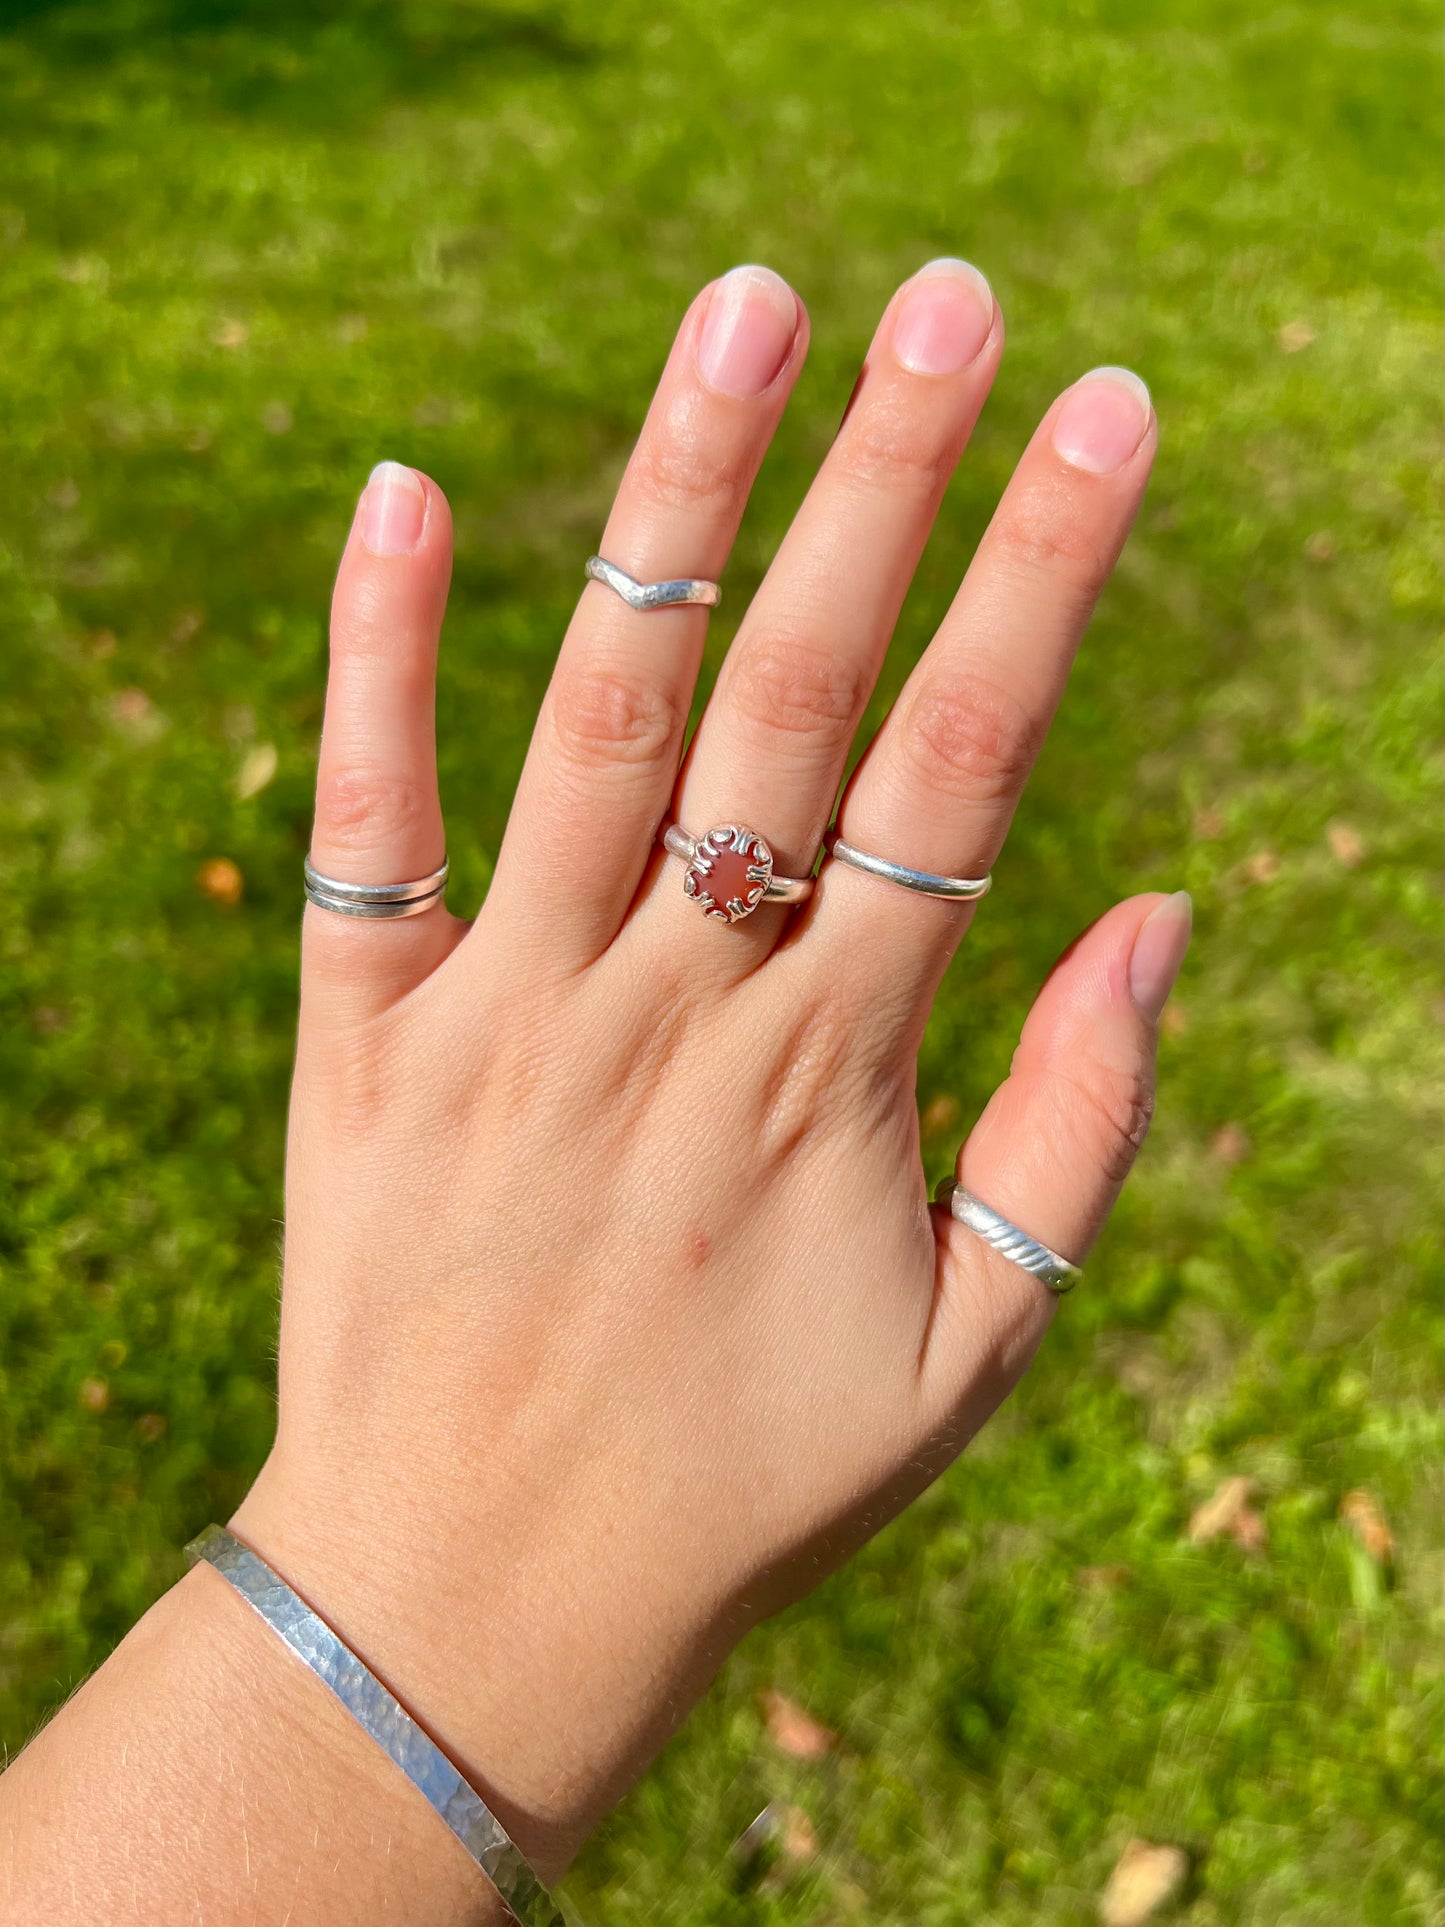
[585,554,721,611]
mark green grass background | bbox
[0,1,1440,1920]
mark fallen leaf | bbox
[1241,849,1281,885]
[79,1376,109,1413]
[1189,1474,1267,1551]
[921,1093,961,1136]
[111,687,152,726]
[88,628,118,660]
[781,1806,820,1863]
[1159,1002,1188,1039]
[1192,804,1224,840]
[235,742,279,800]
[1277,318,1315,353]
[197,857,244,907]
[760,1689,837,1759]
[214,316,249,349]
[1340,1489,1394,1565]
[1305,529,1336,564]
[169,607,205,644]
[1210,1122,1250,1165]
[1326,820,1365,868]
[137,1413,167,1443]
[261,399,294,436]
[1077,1563,1134,1592]
[1100,1839,1190,1926]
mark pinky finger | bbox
[921,890,1193,1423]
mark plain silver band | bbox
[935,1181,1081,1294]
[825,831,991,902]
[186,1528,562,1926]
[586,554,721,610]
[662,822,814,903]
[304,856,448,919]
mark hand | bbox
[232,259,1185,1881]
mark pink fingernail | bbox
[696,265,799,399]
[890,258,994,376]
[357,461,426,555]
[1129,891,1193,1021]
[1051,367,1152,475]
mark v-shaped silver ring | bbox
[585,555,721,610]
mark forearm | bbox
[0,1566,501,1926]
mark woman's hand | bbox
[231,259,1184,1881]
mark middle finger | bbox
[648,259,1003,968]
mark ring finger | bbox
[813,365,1158,1038]
[652,258,1004,969]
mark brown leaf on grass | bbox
[759,1689,836,1759]
[920,1093,961,1137]
[111,687,152,726]
[88,628,118,659]
[1077,1563,1134,1592]
[1159,1002,1188,1039]
[781,1806,820,1863]
[1100,1839,1190,1926]
[213,316,249,349]
[1304,529,1336,564]
[197,857,244,907]
[1340,1489,1394,1565]
[136,1413,167,1443]
[1189,1475,1267,1551]
[1277,318,1315,353]
[1240,849,1281,885]
[169,607,205,644]
[1210,1122,1251,1165]
[1192,804,1224,839]
[1326,820,1365,868]
[235,742,279,800]
[79,1376,109,1413]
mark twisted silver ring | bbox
[586,555,721,611]
[304,855,449,920]
[824,829,991,902]
[935,1180,1081,1294]
[662,822,813,923]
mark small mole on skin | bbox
[688,1229,713,1269]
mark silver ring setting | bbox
[303,856,449,920]
[935,1180,1081,1294]
[824,829,991,902]
[586,555,721,611]
[662,823,814,923]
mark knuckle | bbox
[315,764,431,846]
[724,633,864,749]
[836,392,957,496]
[901,671,1041,805]
[547,665,684,771]
[630,419,745,515]
[1070,1062,1156,1185]
[987,484,1115,600]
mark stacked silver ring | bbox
[303,856,449,920]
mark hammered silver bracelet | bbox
[185,1525,563,1926]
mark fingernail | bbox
[1051,366,1152,475]
[696,264,799,399]
[357,461,426,555]
[891,258,994,376]
[1129,891,1193,1021]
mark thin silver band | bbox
[935,1181,1081,1294]
[585,554,721,610]
[824,830,991,902]
[662,823,813,904]
[185,1527,562,1926]
[304,856,449,920]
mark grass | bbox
[0,1,1440,1920]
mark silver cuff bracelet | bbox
[185,1525,563,1926]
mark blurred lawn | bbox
[1,1,1441,1921]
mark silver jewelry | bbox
[824,829,991,902]
[303,855,448,920]
[662,822,814,923]
[935,1181,1081,1294]
[186,1527,561,1927]
[585,554,721,610]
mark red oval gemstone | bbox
[685,827,770,920]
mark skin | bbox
[0,260,1189,1923]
